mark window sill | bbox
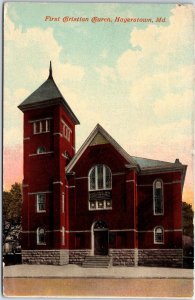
[154,242,164,244]
[89,207,112,211]
[154,213,164,216]
[33,131,50,135]
[29,151,54,157]
[37,210,46,213]
[89,188,112,192]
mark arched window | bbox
[89,165,112,191]
[37,228,46,245]
[154,226,164,244]
[37,146,46,154]
[153,179,164,215]
[88,165,112,210]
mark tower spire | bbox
[48,61,53,79]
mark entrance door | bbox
[94,230,108,255]
[94,229,108,255]
[93,220,109,256]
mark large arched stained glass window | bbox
[153,179,164,215]
[88,165,112,210]
[89,165,112,191]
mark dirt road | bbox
[3,278,193,297]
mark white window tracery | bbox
[88,165,112,210]
[33,119,50,134]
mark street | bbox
[3,278,193,297]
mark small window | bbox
[37,147,46,154]
[154,227,164,244]
[33,119,50,134]
[37,194,46,212]
[61,226,65,245]
[62,122,72,141]
[153,179,164,215]
[37,228,46,245]
[62,193,65,213]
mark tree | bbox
[3,183,22,224]
[3,183,22,254]
[182,201,194,238]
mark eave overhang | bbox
[18,97,80,125]
[139,164,187,190]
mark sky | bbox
[3,3,194,206]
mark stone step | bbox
[83,256,110,261]
[82,255,111,268]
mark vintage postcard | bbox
[3,2,194,298]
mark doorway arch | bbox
[91,221,108,256]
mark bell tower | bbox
[18,62,79,265]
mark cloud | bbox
[100,49,108,59]
[4,11,85,94]
[3,88,29,147]
[3,12,85,150]
[114,5,194,186]
[154,90,193,119]
[95,65,116,83]
[127,65,194,116]
[4,127,23,147]
[117,5,194,81]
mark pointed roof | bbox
[18,62,79,125]
[66,123,187,188]
[66,124,139,173]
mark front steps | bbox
[82,255,111,268]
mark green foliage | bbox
[3,183,22,224]
[182,201,194,238]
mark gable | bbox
[90,133,109,146]
[66,124,138,173]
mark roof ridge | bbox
[66,123,138,172]
[97,124,138,166]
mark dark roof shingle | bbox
[19,77,63,105]
[132,156,181,169]
[18,64,79,124]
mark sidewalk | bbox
[3,264,194,279]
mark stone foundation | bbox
[69,250,91,265]
[22,249,69,265]
[138,249,183,268]
[21,248,183,267]
[109,249,135,266]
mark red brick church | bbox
[18,63,186,267]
